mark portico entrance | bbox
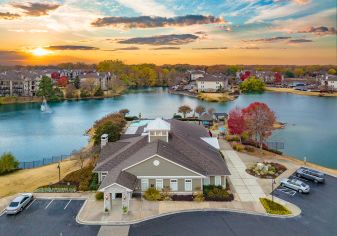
[101,183,133,212]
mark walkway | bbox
[77,193,267,225]
[220,140,266,202]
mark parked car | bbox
[296,167,325,183]
[280,178,310,193]
[6,193,33,215]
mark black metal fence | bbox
[18,152,78,169]
[266,141,285,150]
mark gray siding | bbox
[126,155,200,177]
[149,136,167,142]
[144,178,202,192]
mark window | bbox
[203,177,210,185]
[185,179,192,191]
[141,179,149,191]
[156,179,163,190]
[215,176,221,186]
[170,179,178,191]
[101,173,107,181]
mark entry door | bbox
[156,179,163,190]
[170,179,178,191]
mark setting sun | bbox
[30,47,52,56]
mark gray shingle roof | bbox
[96,119,230,190]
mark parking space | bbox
[0,199,100,236]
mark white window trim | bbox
[215,176,221,186]
[170,179,178,191]
[156,179,163,190]
[184,179,192,191]
[141,179,149,191]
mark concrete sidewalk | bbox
[223,150,266,202]
[77,193,268,225]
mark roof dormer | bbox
[146,118,170,143]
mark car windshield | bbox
[9,201,19,207]
[301,183,307,187]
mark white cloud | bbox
[115,0,175,17]
[246,1,313,24]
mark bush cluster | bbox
[143,187,162,201]
[0,152,19,175]
[203,185,234,202]
[232,142,245,152]
[225,135,240,142]
[95,192,104,200]
[259,198,292,215]
[63,165,94,191]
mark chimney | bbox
[101,134,108,149]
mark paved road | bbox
[0,199,100,236]
[130,173,337,236]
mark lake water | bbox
[1,87,337,169]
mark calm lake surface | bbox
[1,87,337,169]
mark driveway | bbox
[129,172,337,236]
[0,199,100,236]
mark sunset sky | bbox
[0,0,336,65]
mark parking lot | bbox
[130,170,337,236]
[0,199,100,236]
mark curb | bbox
[76,200,299,226]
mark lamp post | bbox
[57,162,61,182]
[271,179,276,202]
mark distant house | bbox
[196,74,229,92]
[321,75,337,91]
[79,72,112,91]
[189,70,206,82]
[94,118,230,212]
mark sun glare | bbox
[30,47,51,56]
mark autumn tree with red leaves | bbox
[57,76,69,87]
[228,107,245,142]
[242,102,276,149]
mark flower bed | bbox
[260,198,292,215]
[246,162,286,179]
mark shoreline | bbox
[168,89,237,102]
[266,87,337,98]
[0,92,124,106]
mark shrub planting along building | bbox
[93,118,230,212]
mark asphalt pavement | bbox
[129,173,337,236]
[0,199,100,236]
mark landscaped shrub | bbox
[193,192,205,202]
[160,187,172,201]
[144,188,161,201]
[35,183,77,193]
[171,195,193,201]
[259,198,292,215]
[0,152,19,175]
[203,185,234,202]
[245,146,255,152]
[173,114,182,119]
[225,135,240,142]
[232,143,245,152]
[63,165,94,191]
[95,192,104,200]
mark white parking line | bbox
[26,199,36,210]
[64,200,71,210]
[277,187,296,196]
[45,200,54,209]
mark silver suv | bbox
[296,167,325,183]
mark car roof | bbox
[300,167,323,174]
[12,193,31,202]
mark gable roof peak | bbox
[146,118,171,131]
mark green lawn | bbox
[260,198,292,215]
